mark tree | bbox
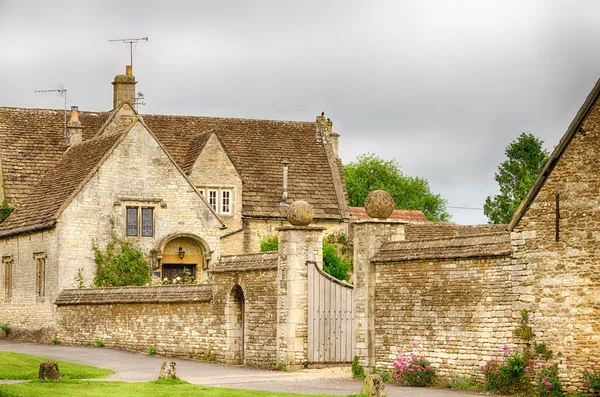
[343,153,450,222]
[93,236,150,287]
[484,133,549,224]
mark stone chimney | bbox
[112,65,136,109]
[67,106,83,146]
[326,118,340,158]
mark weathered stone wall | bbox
[511,100,600,388]
[373,255,518,379]
[56,121,223,290]
[0,229,58,340]
[212,266,279,367]
[55,285,223,358]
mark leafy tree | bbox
[484,133,549,224]
[322,243,351,282]
[259,236,279,252]
[344,153,450,222]
[93,236,150,287]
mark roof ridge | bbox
[141,113,315,124]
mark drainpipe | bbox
[281,160,289,206]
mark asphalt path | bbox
[0,340,492,397]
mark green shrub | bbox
[147,346,157,355]
[451,377,479,391]
[482,349,528,394]
[352,355,365,380]
[583,364,600,390]
[93,339,104,347]
[259,236,278,252]
[533,363,564,397]
[93,236,150,287]
[50,338,61,345]
[322,243,351,281]
[0,323,10,337]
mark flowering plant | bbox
[393,344,435,387]
[481,345,528,394]
[583,363,600,390]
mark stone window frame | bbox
[34,252,46,300]
[3,255,13,303]
[125,205,155,238]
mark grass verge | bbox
[0,351,113,380]
[0,380,367,397]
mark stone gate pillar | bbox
[276,224,325,371]
[353,193,406,370]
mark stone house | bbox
[0,66,349,338]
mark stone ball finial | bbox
[287,200,314,226]
[364,190,394,219]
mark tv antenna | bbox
[134,92,145,112]
[35,88,68,138]
[109,36,148,69]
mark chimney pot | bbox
[126,65,132,76]
[70,106,79,122]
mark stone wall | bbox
[0,229,58,340]
[55,285,222,358]
[372,255,518,380]
[510,100,600,388]
[55,263,280,367]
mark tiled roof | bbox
[0,107,111,205]
[142,114,345,220]
[348,206,428,223]
[0,132,123,237]
[55,285,213,305]
[212,252,278,272]
[0,107,347,236]
[373,232,511,263]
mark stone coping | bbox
[55,284,213,305]
[275,225,327,231]
[212,252,278,273]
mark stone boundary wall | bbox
[372,254,519,380]
[56,285,223,359]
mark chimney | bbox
[67,106,83,146]
[326,118,340,158]
[112,65,136,109]
[280,160,290,206]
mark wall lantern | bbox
[178,247,185,260]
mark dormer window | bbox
[198,186,234,215]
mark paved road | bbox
[0,340,488,397]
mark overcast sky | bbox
[2,0,600,224]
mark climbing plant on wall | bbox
[93,236,150,287]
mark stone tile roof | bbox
[373,232,511,263]
[508,77,600,230]
[211,252,278,272]
[0,107,111,206]
[142,115,345,220]
[348,206,428,223]
[0,107,347,232]
[55,285,213,305]
[0,132,123,237]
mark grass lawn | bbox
[0,380,366,397]
[0,351,113,380]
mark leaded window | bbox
[126,207,138,236]
[142,208,153,237]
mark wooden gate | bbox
[307,261,354,364]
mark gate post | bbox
[353,219,405,371]
[276,224,325,371]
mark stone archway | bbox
[225,284,245,365]
[156,234,209,282]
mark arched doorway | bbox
[225,284,245,365]
[160,236,205,282]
